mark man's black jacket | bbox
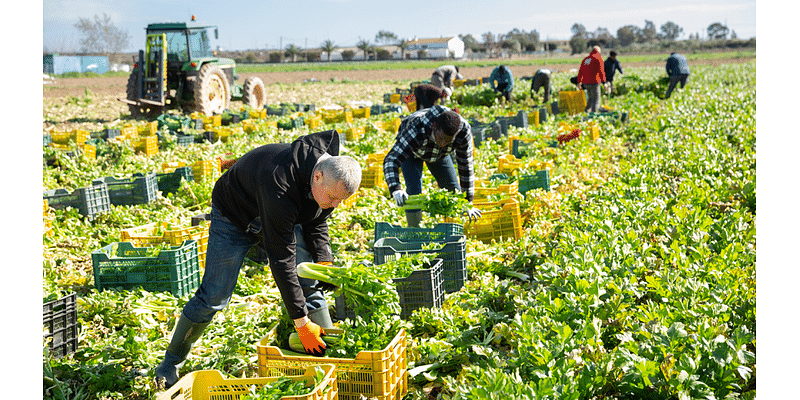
[212,130,339,319]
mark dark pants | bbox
[665,74,689,98]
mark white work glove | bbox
[463,205,482,223]
[392,190,408,207]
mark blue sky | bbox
[42,0,756,53]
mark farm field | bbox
[42,59,756,400]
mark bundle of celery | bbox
[400,189,469,218]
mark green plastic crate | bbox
[518,170,551,194]
[91,240,200,297]
[94,172,158,206]
[373,235,467,293]
[374,222,463,244]
[156,167,194,195]
[43,181,111,221]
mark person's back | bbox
[666,53,690,76]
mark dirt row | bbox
[42,57,754,100]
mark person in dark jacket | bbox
[489,65,514,103]
[414,83,449,111]
[384,105,482,228]
[530,68,552,104]
[603,51,623,95]
[665,52,690,99]
[154,130,361,389]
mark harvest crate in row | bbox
[464,197,524,243]
[336,258,444,321]
[91,240,201,297]
[121,220,210,270]
[257,327,407,400]
[43,292,78,359]
[372,235,467,293]
[93,172,158,206]
[158,364,338,400]
[43,181,111,221]
[156,166,193,195]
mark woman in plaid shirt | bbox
[383,105,482,227]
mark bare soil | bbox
[42,57,753,132]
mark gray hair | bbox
[314,155,362,194]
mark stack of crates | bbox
[320,109,353,124]
[91,240,200,297]
[43,292,78,358]
[121,220,210,270]
[305,115,323,130]
[360,151,387,189]
[136,121,159,136]
[557,90,587,115]
[373,222,467,293]
[463,198,523,243]
[94,172,158,206]
[381,118,401,134]
[257,328,408,400]
[43,181,111,221]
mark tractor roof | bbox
[146,21,216,31]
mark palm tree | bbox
[356,39,371,61]
[397,39,409,60]
[285,44,302,62]
[321,39,337,62]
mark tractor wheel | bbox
[193,64,230,116]
[126,73,162,118]
[242,76,266,109]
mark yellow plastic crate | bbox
[249,109,268,119]
[305,116,323,130]
[453,79,466,88]
[50,143,96,160]
[473,180,519,202]
[464,198,523,243]
[558,90,586,115]
[586,121,600,141]
[133,135,158,156]
[406,101,416,112]
[497,154,524,175]
[528,111,540,127]
[242,119,259,133]
[120,125,139,140]
[339,189,360,210]
[158,364,338,400]
[203,115,222,128]
[381,118,401,133]
[359,151,387,189]
[257,328,407,400]
[137,121,158,136]
[193,159,221,182]
[43,199,54,237]
[51,129,90,145]
[207,127,235,143]
[344,126,365,141]
[389,93,402,103]
[320,110,353,125]
[121,221,210,270]
[352,107,370,119]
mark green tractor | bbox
[120,17,266,117]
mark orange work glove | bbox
[296,320,326,356]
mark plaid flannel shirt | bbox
[383,105,475,202]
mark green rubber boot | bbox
[154,313,212,389]
[308,306,334,329]
[405,210,422,228]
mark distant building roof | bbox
[406,37,458,45]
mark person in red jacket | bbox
[576,46,606,113]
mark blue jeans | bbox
[182,204,326,323]
[401,155,460,212]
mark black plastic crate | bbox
[538,107,548,123]
[43,292,78,358]
[156,167,194,195]
[373,235,467,293]
[374,222,463,244]
[94,172,158,206]
[266,106,287,116]
[335,258,444,320]
[43,181,111,221]
[191,212,211,227]
[550,101,560,115]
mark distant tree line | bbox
[53,14,754,65]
